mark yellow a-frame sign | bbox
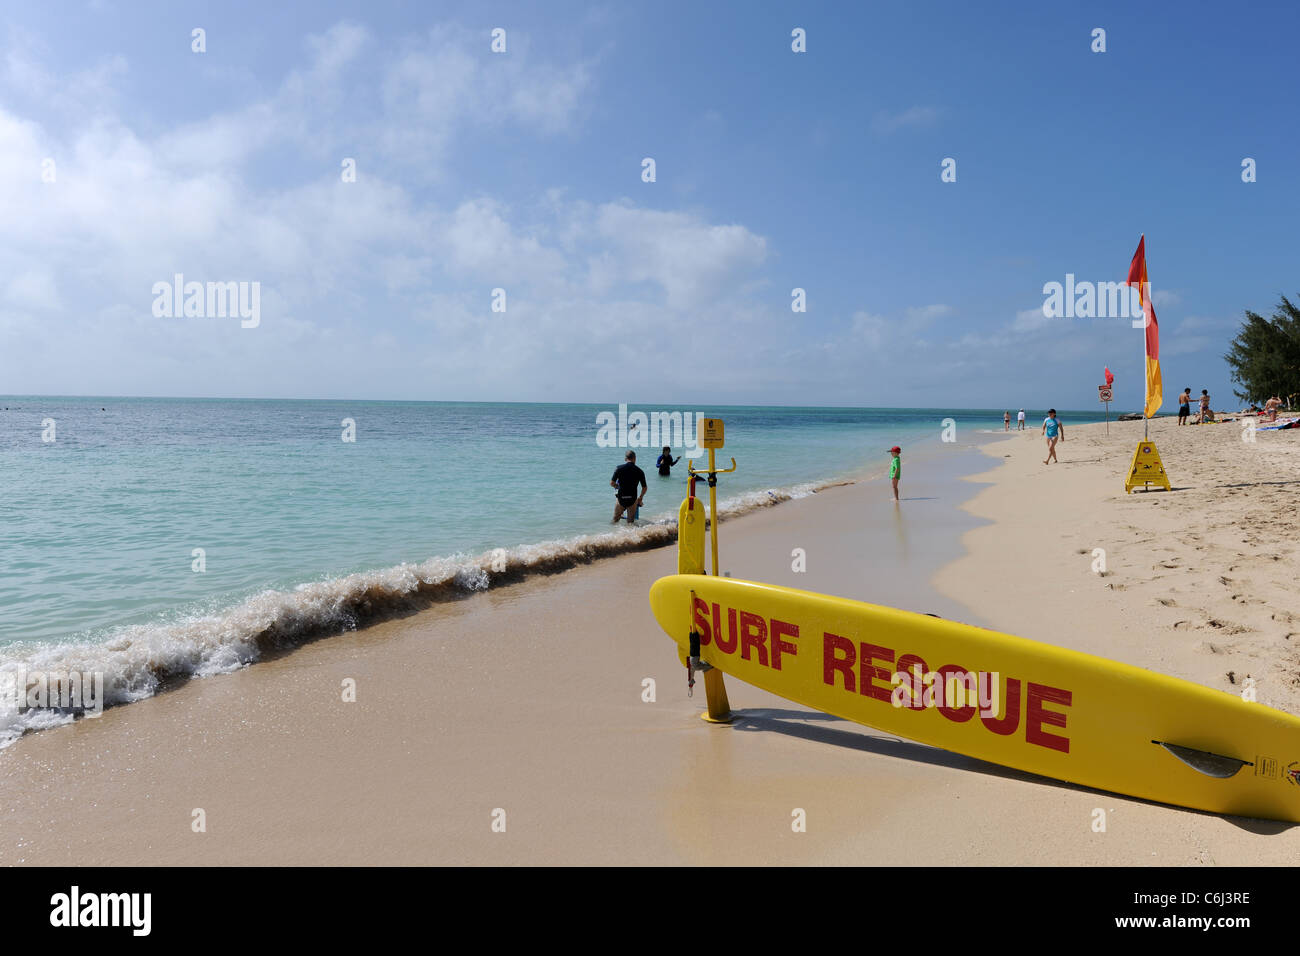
[1125,441,1171,493]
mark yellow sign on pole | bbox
[701,418,725,449]
[1125,441,1171,493]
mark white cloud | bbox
[4,269,61,311]
[2,20,1140,408]
[0,19,772,401]
[872,106,940,135]
[1010,307,1054,333]
[904,304,952,326]
[378,24,592,170]
[581,202,768,309]
[4,38,128,118]
[851,311,890,348]
[1162,313,1236,357]
[1174,314,1234,333]
[438,198,569,289]
[157,22,369,171]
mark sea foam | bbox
[0,477,838,748]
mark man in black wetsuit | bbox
[610,450,647,523]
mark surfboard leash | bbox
[686,588,713,697]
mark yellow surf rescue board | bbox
[648,574,1300,823]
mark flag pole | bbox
[1123,234,1171,494]
[1142,234,1149,441]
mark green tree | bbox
[1225,295,1300,403]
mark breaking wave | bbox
[0,475,843,748]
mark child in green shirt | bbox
[889,446,901,502]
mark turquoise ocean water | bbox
[0,398,1103,744]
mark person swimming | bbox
[655,446,680,477]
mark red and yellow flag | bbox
[1126,235,1161,418]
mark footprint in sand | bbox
[1157,598,1176,607]
[1205,619,1250,635]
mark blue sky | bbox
[1,0,1296,409]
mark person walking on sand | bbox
[1178,387,1191,425]
[1198,389,1210,424]
[1017,409,1025,430]
[1003,411,1010,431]
[610,450,647,523]
[1041,409,1064,464]
[655,445,680,477]
[889,446,902,502]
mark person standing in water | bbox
[1041,409,1064,464]
[1003,411,1010,432]
[610,450,647,523]
[889,446,902,502]
[655,446,680,477]
[1017,408,1026,430]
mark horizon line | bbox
[0,393,1124,413]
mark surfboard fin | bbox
[1152,741,1251,779]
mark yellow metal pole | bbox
[701,668,732,723]
[694,422,734,722]
[707,447,719,576]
